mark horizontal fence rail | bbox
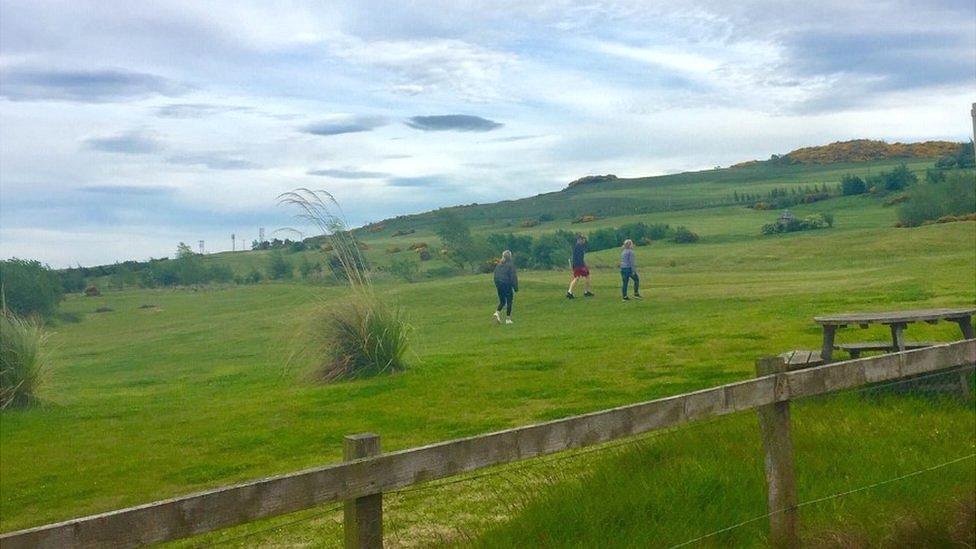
[3,339,973,548]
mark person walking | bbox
[493,250,518,324]
[619,239,641,301]
[566,234,594,299]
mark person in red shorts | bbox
[566,234,594,299]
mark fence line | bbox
[668,452,976,549]
[2,339,973,548]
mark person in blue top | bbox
[619,239,642,301]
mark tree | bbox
[434,211,483,270]
[268,251,293,280]
[840,174,867,195]
[882,164,917,192]
[0,259,63,318]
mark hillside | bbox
[732,139,963,168]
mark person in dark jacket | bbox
[566,234,594,299]
[493,250,518,324]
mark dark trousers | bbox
[495,282,514,316]
[621,268,640,297]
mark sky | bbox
[0,0,973,267]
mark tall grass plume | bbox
[0,311,51,409]
[279,189,410,381]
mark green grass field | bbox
[2,160,974,546]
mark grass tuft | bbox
[0,311,51,409]
[280,189,411,382]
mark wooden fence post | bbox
[756,356,799,548]
[344,433,383,549]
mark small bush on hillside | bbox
[761,213,832,235]
[670,227,700,243]
[0,259,63,319]
[408,242,428,251]
[841,174,867,195]
[0,311,50,409]
[882,164,918,192]
[386,246,402,254]
[389,258,420,282]
[416,248,432,261]
[391,228,415,237]
[249,269,265,283]
[897,172,976,227]
[519,219,540,228]
[883,194,910,207]
[268,251,293,280]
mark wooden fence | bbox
[2,340,973,549]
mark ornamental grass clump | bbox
[0,311,50,409]
[279,189,411,382]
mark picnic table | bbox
[814,307,975,362]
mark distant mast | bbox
[259,227,265,245]
[231,233,236,251]
[198,240,205,254]
[971,103,976,155]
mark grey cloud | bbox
[79,185,175,195]
[83,130,162,154]
[387,175,451,188]
[166,153,261,170]
[308,168,390,179]
[301,116,388,136]
[0,68,185,103]
[490,134,543,142]
[406,115,503,132]
[155,103,252,118]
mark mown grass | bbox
[1,167,974,545]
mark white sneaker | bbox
[493,311,501,324]
[505,318,514,325]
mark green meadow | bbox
[1,159,974,545]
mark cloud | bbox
[386,175,451,188]
[79,185,175,195]
[155,103,252,118]
[308,168,389,179]
[0,67,185,102]
[300,115,388,136]
[405,114,503,132]
[83,130,163,154]
[166,153,261,170]
[489,134,544,143]
[329,36,516,100]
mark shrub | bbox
[571,215,598,224]
[519,219,540,228]
[882,164,918,191]
[245,269,264,284]
[897,172,976,227]
[386,246,402,254]
[391,228,415,237]
[59,269,87,293]
[389,258,420,282]
[487,233,533,260]
[84,286,101,297]
[416,248,432,261]
[761,213,832,234]
[840,174,867,195]
[883,194,910,207]
[426,265,459,278]
[268,251,293,280]
[0,311,50,409]
[0,259,63,318]
[587,227,618,250]
[298,257,319,279]
[671,227,700,243]
[531,233,567,268]
[408,242,428,251]
[752,202,773,210]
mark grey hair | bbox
[501,250,513,262]
[623,239,633,248]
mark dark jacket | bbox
[572,242,587,268]
[493,260,518,291]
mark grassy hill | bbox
[5,156,974,545]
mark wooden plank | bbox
[814,308,976,326]
[836,341,935,352]
[3,340,973,549]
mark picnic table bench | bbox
[814,308,975,363]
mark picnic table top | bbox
[814,308,975,326]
